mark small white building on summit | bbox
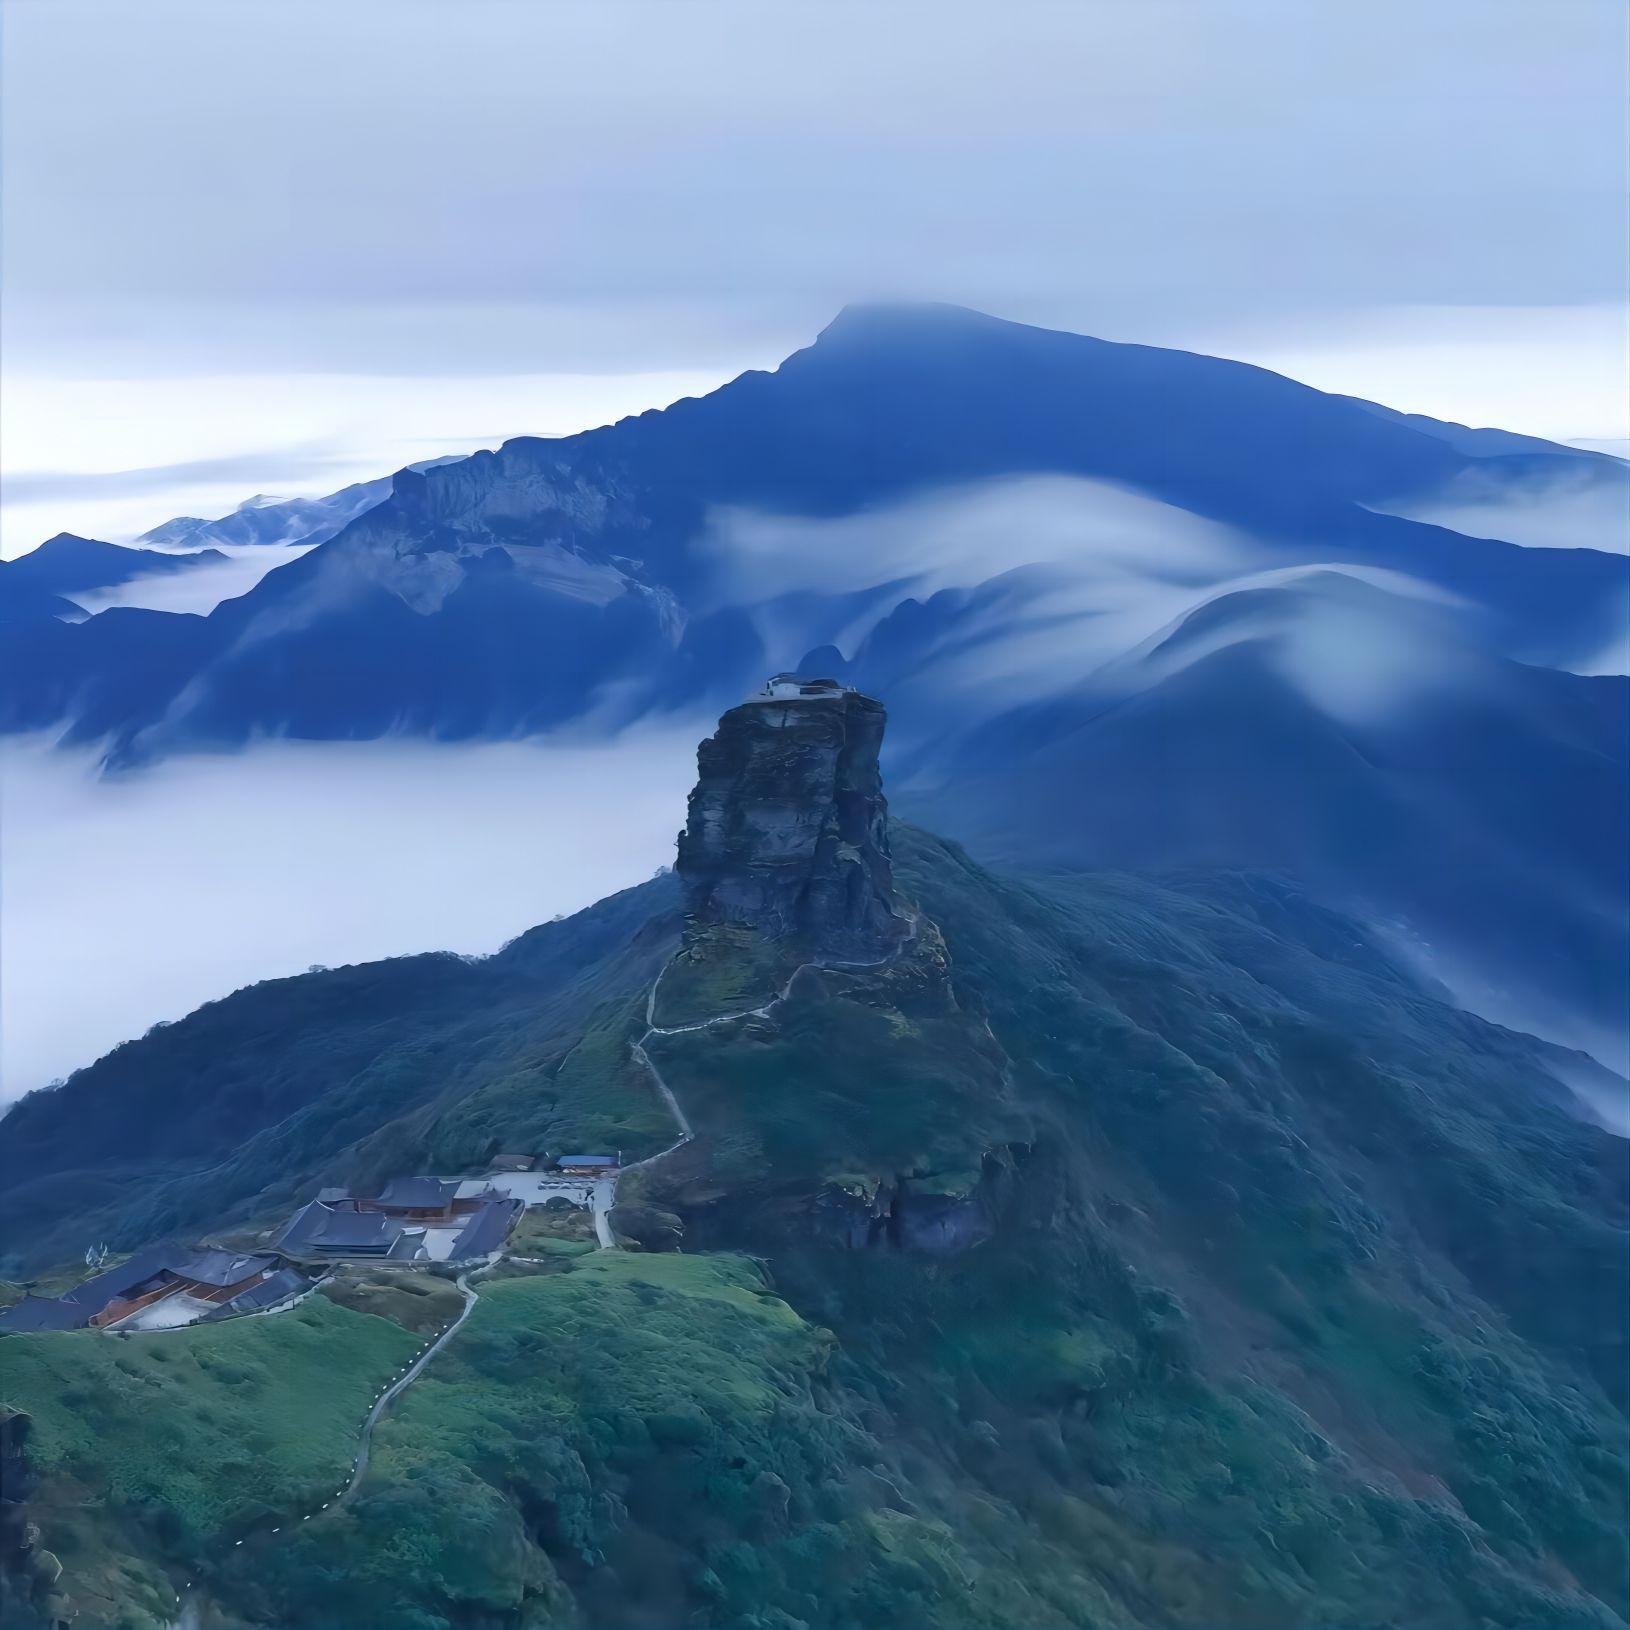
[757,672,849,701]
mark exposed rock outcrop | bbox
[675,681,906,961]
[814,1168,1005,1253]
[0,1408,64,1630]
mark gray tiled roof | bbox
[59,1248,173,1313]
[387,1229,426,1261]
[26,1245,275,1322]
[277,1202,402,1253]
[0,1294,89,1333]
[171,1249,276,1288]
[448,1198,521,1260]
[4,1244,264,1332]
[375,1176,460,1209]
[208,1268,311,1317]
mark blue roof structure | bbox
[556,1154,617,1168]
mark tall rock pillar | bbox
[676,678,904,961]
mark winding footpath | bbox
[625,913,920,1168]
[338,1270,479,1505]
[169,1275,481,1625]
[169,918,917,1624]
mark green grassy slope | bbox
[2,828,1624,1629]
[220,1252,1130,1630]
[1,1294,416,1625]
[643,912,1026,1210]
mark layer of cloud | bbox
[703,475,1261,670]
[3,2,1624,439]
[1571,621,1630,680]
[1377,923,1630,1095]
[1,445,351,507]
[895,561,1469,728]
[6,2,1623,321]
[0,727,705,1100]
[64,544,320,616]
[707,476,1470,723]
[705,477,1250,603]
[0,370,722,558]
[1374,465,1630,555]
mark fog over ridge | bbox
[64,542,321,617]
[702,476,1254,604]
[1371,462,1630,557]
[6,473,1622,1108]
[0,726,705,1101]
[703,476,1481,721]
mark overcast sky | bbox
[3,0,1626,554]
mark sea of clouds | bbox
[5,469,1622,1110]
[0,726,704,1101]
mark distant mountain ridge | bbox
[0,532,228,600]
[135,479,397,552]
[4,304,1623,758]
[2,302,1624,1074]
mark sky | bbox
[3,0,1627,556]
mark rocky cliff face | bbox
[675,684,906,961]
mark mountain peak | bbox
[675,677,905,963]
[35,532,112,553]
[813,300,1044,349]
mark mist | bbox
[1377,923,1629,1127]
[705,476,1252,604]
[0,727,704,1101]
[1374,464,1630,557]
[66,543,319,616]
[936,560,1465,723]
[705,475,1264,686]
[708,477,1470,724]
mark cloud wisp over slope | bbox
[0,727,704,1100]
